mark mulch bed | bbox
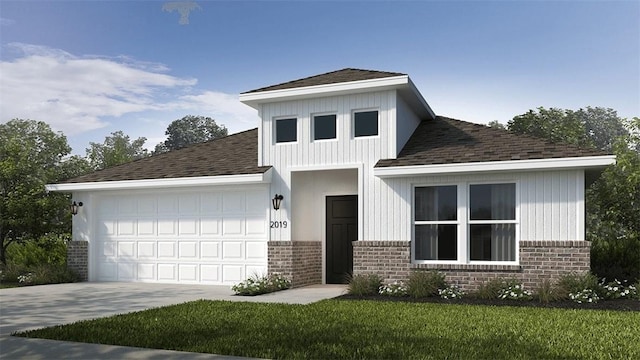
[337,294,640,311]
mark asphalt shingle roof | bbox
[242,68,406,94]
[62,128,271,183]
[375,116,609,168]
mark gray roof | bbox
[62,129,271,183]
[242,68,406,94]
[375,117,609,168]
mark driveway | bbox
[0,282,346,359]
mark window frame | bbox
[274,117,298,144]
[352,109,379,138]
[412,181,519,265]
[412,185,460,262]
[312,112,338,142]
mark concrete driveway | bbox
[0,282,346,359]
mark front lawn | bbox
[17,299,640,359]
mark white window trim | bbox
[274,116,299,145]
[311,112,338,142]
[352,108,380,139]
[412,181,519,265]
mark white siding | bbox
[379,170,585,241]
[395,94,422,157]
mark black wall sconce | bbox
[272,194,283,211]
[70,201,83,216]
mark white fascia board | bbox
[288,163,363,172]
[374,156,616,178]
[239,76,409,108]
[45,169,273,192]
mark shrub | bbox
[406,270,446,298]
[599,278,638,300]
[231,273,291,296]
[556,272,599,300]
[7,233,69,268]
[474,278,506,299]
[438,284,464,299]
[379,281,407,297]
[1,263,79,286]
[535,279,563,303]
[569,289,600,304]
[497,279,532,301]
[347,274,382,296]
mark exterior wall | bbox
[395,95,422,157]
[268,241,322,287]
[67,240,89,281]
[378,169,585,241]
[261,91,396,242]
[353,240,590,292]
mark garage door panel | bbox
[158,242,176,258]
[95,188,267,285]
[246,241,266,259]
[200,242,220,259]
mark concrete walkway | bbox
[0,282,347,359]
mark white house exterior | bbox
[47,69,615,290]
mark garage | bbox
[92,187,268,285]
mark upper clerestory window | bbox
[275,118,297,143]
[354,110,379,137]
[313,114,337,140]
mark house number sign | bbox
[270,221,288,229]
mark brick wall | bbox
[353,240,591,292]
[67,240,88,281]
[268,241,322,287]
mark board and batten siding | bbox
[376,170,585,242]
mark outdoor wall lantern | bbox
[70,201,83,216]
[272,194,284,211]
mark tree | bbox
[487,120,506,130]
[154,115,227,154]
[0,119,73,266]
[587,117,640,281]
[507,106,628,152]
[86,131,149,170]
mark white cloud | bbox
[0,18,15,27]
[0,43,260,137]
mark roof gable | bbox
[375,117,610,168]
[242,68,406,94]
[62,129,270,184]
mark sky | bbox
[1,0,638,155]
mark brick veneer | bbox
[353,240,591,292]
[67,240,88,281]
[268,241,322,287]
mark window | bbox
[413,183,517,263]
[354,110,378,137]
[469,184,516,261]
[313,114,336,140]
[275,118,297,143]
[414,186,458,261]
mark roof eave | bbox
[373,155,616,178]
[46,169,273,192]
[239,75,410,109]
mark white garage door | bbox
[93,187,268,285]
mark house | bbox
[47,68,615,291]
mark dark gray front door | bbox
[326,195,357,284]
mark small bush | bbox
[474,278,505,299]
[379,281,407,297]
[600,278,638,300]
[535,279,563,303]
[569,289,600,304]
[1,263,79,286]
[232,273,291,296]
[347,274,382,296]
[438,284,464,299]
[406,270,446,298]
[7,233,69,267]
[556,272,599,300]
[497,279,532,301]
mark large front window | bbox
[413,183,517,263]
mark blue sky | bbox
[1,0,638,155]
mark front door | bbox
[326,195,357,284]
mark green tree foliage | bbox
[587,117,640,281]
[0,119,77,266]
[487,120,506,130]
[507,106,628,152]
[154,115,228,154]
[86,130,149,170]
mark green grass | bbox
[17,300,640,359]
[0,283,20,289]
